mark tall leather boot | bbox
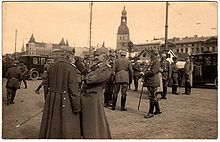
[108,91,113,107]
[104,92,108,107]
[174,85,179,95]
[111,96,117,110]
[172,86,175,94]
[120,95,127,111]
[154,100,162,115]
[24,80,27,89]
[10,89,16,104]
[144,99,155,118]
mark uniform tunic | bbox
[39,60,81,139]
[81,63,112,139]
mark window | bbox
[196,48,199,51]
[192,44,194,46]
[186,48,188,53]
[143,53,146,57]
[33,58,38,64]
[177,49,179,52]
[181,48,183,53]
[41,58,46,65]
[201,47,204,52]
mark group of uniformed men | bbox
[4,48,193,138]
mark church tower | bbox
[116,6,130,51]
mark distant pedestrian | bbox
[39,49,81,138]
[142,50,161,118]
[19,61,28,89]
[112,50,133,111]
[171,56,179,95]
[81,54,112,138]
[184,56,194,95]
[5,63,22,105]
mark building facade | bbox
[26,34,73,57]
[116,7,130,51]
[134,35,217,56]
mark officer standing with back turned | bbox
[112,50,132,111]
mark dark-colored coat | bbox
[161,59,171,80]
[114,57,132,84]
[39,60,81,139]
[132,62,141,77]
[5,67,22,89]
[184,62,193,86]
[5,66,22,89]
[143,57,160,87]
[81,62,112,139]
[171,62,178,78]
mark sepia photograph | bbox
[2,1,218,139]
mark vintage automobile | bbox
[18,55,54,80]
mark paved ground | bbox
[2,79,218,139]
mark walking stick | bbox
[137,82,144,110]
[16,109,43,128]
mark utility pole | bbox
[164,2,169,52]
[89,2,93,51]
[15,29,17,59]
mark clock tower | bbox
[116,7,130,51]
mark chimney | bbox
[194,35,198,38]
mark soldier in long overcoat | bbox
[112,50,133,111]
[39,49,81,139]
[81,54,112,139]
[171,56,179,95]
[184,56,193,95]
[5,63,22,105]
[142,50,161,118]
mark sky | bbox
[2,1,217,54]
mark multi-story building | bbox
[116,7,130,51]
[170,35,217,55]
[134,35,217,56]
[26,34,73,57]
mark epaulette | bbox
[69,62,76,68]
[106,64,111,68]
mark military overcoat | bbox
[143,57,160,87]
[114,58,132,84]
[81,63,112,139]
[39,60,81,139]
[5,66,22,89]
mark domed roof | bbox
[118,24,129,34]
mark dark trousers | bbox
[172,77,178,94]
[7,87,17,103]
[112,83,128,109]
[162,79,168,97]
[21,75,27,88]
[133,76,139,90]
[147,86,160,114]
[185,81,191,95]
[43,85,49,101]
[104,82,114,105]
[113,83,128,98]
